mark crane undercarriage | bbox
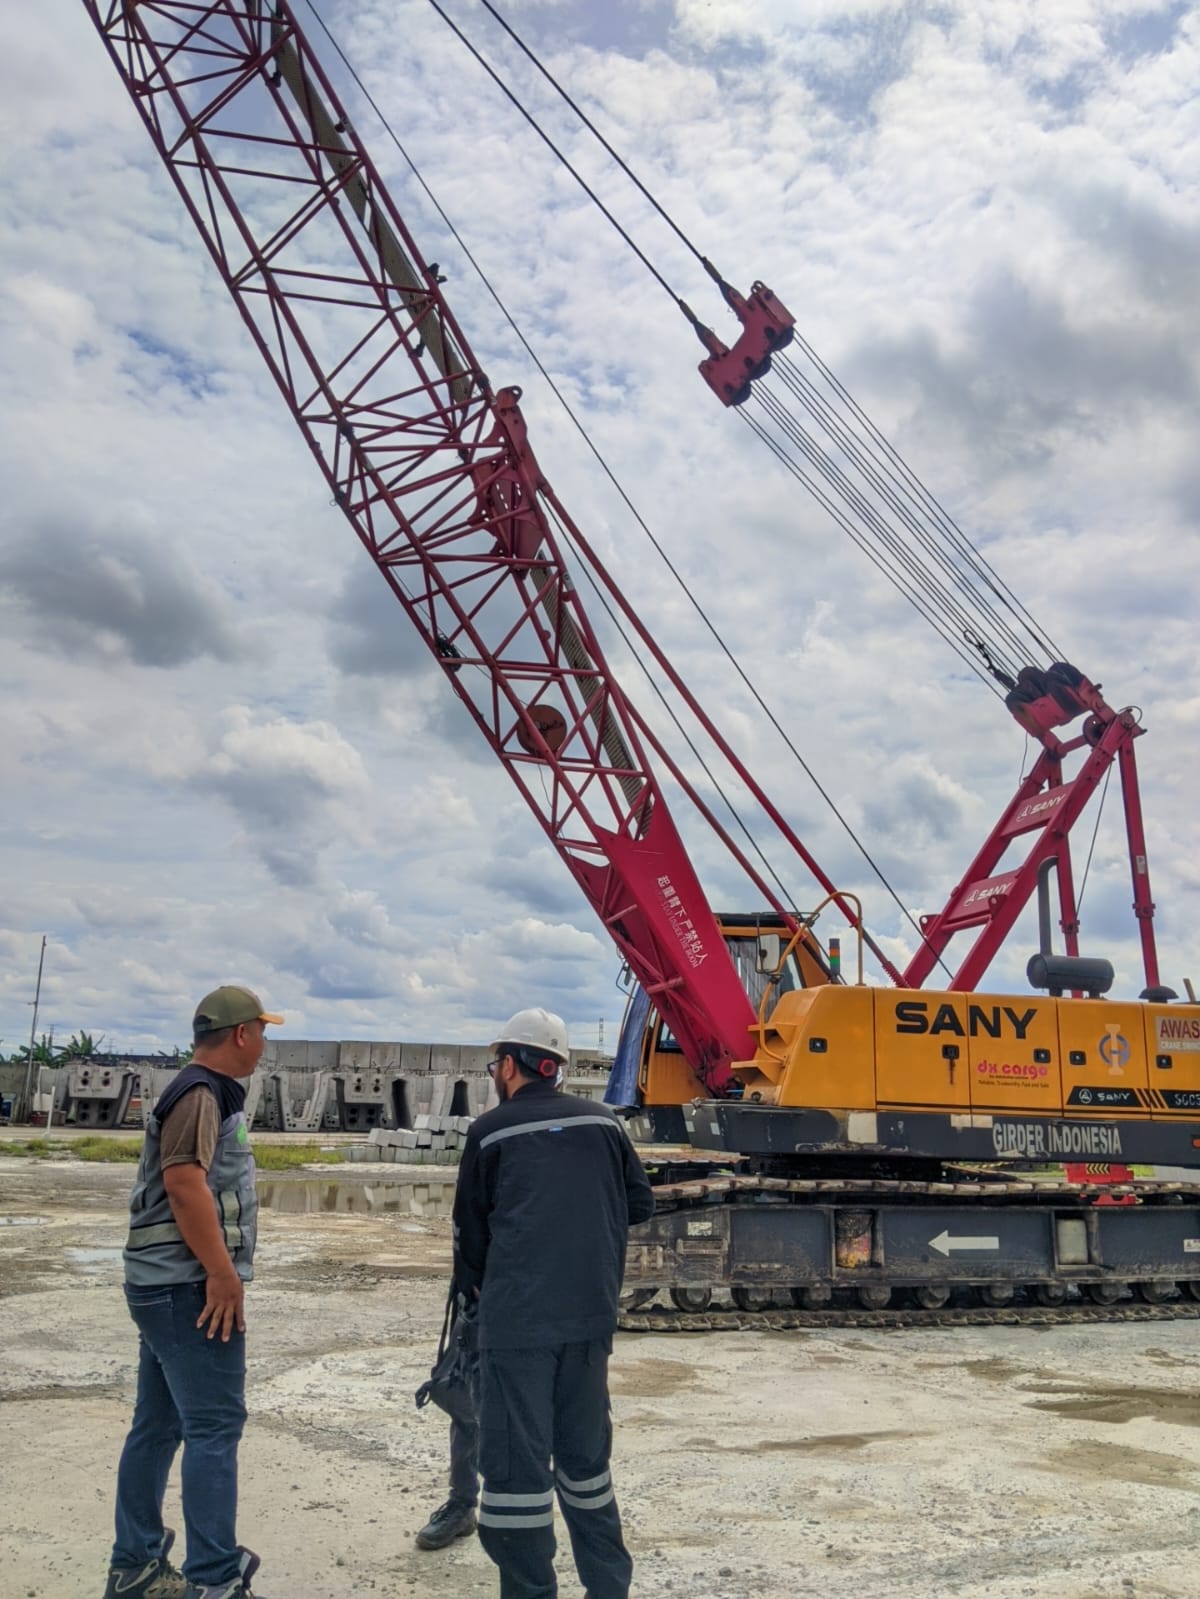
[620,1159,1200,1329]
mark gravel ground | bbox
[2,1154,1199,1599]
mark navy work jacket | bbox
[452,1080,655,1350]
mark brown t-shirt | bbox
[159,1083,220,1172]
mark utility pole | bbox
[20,935,47,1124]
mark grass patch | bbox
[74,1136,143,1163]
[6,1138,57,1158]
[253,1144,345,1171]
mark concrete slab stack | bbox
[349,1112,477,1165]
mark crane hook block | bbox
[697,281,795,407]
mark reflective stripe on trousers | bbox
[477,1340,632,1599]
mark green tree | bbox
[60,1031,105,1058]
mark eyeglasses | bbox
[486,1059,499,1078]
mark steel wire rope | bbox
[752,383,1009,679]
[442,0,1069,672]
[539,506,808,933]
[1074,765,1113,919]
[737,398,967,977]
[781,340,1066,663]
[468,0,711,272]
[301,0,938,970]
[748,387,1003,693]
[420,0,681,303]
[767,359,1036,677]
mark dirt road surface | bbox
[2,1153,1199,1599]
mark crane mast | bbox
[81,0,769,1085]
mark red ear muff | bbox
[539,1057,557,1077]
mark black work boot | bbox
[415,1497,478,1550]
[181,1546,264,1598]
[103,1528,186,1598]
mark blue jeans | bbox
[112,1281,247,1587]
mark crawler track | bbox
[619,1299,1200,1332]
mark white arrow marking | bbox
[929,1229,1000,1256]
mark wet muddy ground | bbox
[3,1151,1200,1598]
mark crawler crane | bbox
[80,0,1200,1323]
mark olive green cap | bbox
[193,984,283,1035]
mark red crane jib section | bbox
[81,0,754,1090]
[902,664,1161,994]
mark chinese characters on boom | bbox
[656,876,708,968]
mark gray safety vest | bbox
[124,1080,258,1286]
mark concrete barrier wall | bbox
[2,1041,613,1129]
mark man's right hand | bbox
[197,1268,245,1341]
[164,1161,247,1339]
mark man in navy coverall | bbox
[452,1007,654,1599]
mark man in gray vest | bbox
[103,985,281,1599]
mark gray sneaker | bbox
[415,1497,478,1550]
[104,1528,186,1599]
[181,1546,263,1599]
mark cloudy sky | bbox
[1,0,1197,1055]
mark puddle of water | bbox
[0,1216,49,1228]
[62,1246,124,1268]
[256,1179,454,1217]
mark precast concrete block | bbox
[370,1041,403,1073]
[464,1077,496,1117]
[257,1074,284,1131]
[275,1070,330,1132]
[415,1129,433,1147]
[459,1045,492,1075]
[430,1045,461,1078]
[333,1067,402,1132]
[400,1042,433,1076]
[427,1075,452,1117]
[138,1068,178,1126]
[242,1074,264,1129]
[68,1065,135,1128]
[272,1041,311,1074]
[338,1041,372,1073]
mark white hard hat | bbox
[492,1007,570,1067]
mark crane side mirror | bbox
[756,934,782,974]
